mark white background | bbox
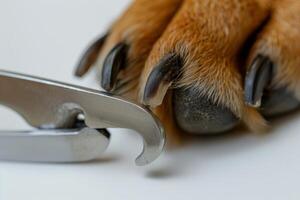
[0,1,300,199]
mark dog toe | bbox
[244,0,300,117]
[173,87,240,134]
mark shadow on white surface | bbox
[146,109,300,179]
[0,0,300,199]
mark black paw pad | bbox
[173,88,240,134]
[261,87,300,117]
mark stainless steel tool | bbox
[0,70,165,166]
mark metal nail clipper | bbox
[0,70,165,166]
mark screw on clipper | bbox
[0,70,165,165]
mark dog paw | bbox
[244,0,300,117]
[76,0,183,99]
[77,0,300,142]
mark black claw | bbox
[101,43,128,91]
[143,54,182,105]
[173,88,239,134]
[75,33,108,77]
[244,55,273,107]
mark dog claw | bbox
[245,55,273,107]
[75,34,108,77]
[101,43,128,91]
[142,54,182,106]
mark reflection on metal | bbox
[0,70,165,165]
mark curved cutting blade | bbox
[0,70,165,165]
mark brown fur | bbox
[140,0,271,135]
[95,0,300,142]
[97,0,183,99]
[248,0,300,100]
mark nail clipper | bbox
[0,70,165,166]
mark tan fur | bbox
[140,0,270,134]
[153,92,183,145]
[248,0,300,100]
[95,0,300,142]
[97,0,183,99]
[243,106,269,133]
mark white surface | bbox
[0,1,300,199]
